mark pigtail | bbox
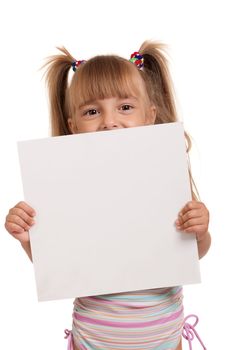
[139,41,199,200]
[139,41,177,125]
[43,47,75,136]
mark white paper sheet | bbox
[17,122,200,301]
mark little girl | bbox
[5,41,211,350]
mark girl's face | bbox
[68,71,156,134]
[68,96,156,134]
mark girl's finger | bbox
[6,214,33,231]
[179,201,203,216]
[5,221,25,234]
[8,208,35,226]
[14,201,36,217]
[177,209,202,226]
[180,217,204,230]
[182,224,208,236]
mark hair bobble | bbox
[129,52,144,70]
[71,60,86,72]
[71,52,144,72]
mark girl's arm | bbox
[196,231,211,259]
[21,241,33,261]
[5,201,35,262]
[175,201,211,259]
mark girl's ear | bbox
[146,105,156,125]
[68,118,75,134]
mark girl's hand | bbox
[5,201,36,244]
[175,200,209,242]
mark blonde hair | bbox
[43,41,199,200]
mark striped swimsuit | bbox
[67,286,185,350]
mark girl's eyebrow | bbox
[79,96,139,109]
[120,96,139,101]
[79,100,97,109]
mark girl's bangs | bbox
[70,56,142,109]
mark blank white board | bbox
[18,122,200,301]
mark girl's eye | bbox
[83,109,98,116]
[121,104,133,111]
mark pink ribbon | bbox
[64,329,74,350]
[182,315,207,349]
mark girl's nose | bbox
[101,114,119,130]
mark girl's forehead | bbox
[78,95,140,108]
[72,74,148,108]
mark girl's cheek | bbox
[78,121,100,133]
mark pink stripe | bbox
[73,307,183,328]
[89,296,133,305]
[86,296,147,308]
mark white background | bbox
[0,0,231,349]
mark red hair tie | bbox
[129,52,144,70]
[71,60,86,72]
